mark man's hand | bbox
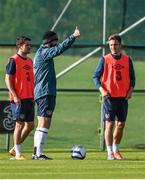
[13,95,21,104]
[73,26,80,38]
[126,87,134,99]
[99,86,109,97]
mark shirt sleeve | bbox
[129,57,136,88]
[6,58,16,75]
[92,57,104,89]
[41,34,76,60]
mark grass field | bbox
[0,149,145,179]
[0,48,145,179]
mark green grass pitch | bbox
[0,149,145,178]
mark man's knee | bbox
[38,116,51,129]
[116,121,125,129]
[26,122,35,131]
[15,121,24,130]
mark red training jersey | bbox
[9,54,34,101]
[102,53,130,97]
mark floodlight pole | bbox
[51,0,72,31]
[99,0,107,152]
[102,0,107,56]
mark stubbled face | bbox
[49,39,58,47]
[108,39,121,55]
[20,40,31,54]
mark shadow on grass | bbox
[133,143,145,149]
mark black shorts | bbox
[103,96,128,122]
[11,99,35,122]
[36,95,56,118]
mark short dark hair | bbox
[42,31,58,44]
[108,34,121,44]
[16,36,31,48]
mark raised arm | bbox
[41,27,80,60]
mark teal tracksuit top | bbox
[33,34,75,100]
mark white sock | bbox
[34,127,40,147]
[107,145,113,155]
[36,127,48,157]
[113,143,119,153]
[14,144,21,156]
[33,127,40,155]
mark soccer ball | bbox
[71,145,86,160]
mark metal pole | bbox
[51,0,72,31]
[102,0,107,56]
[119,16,145,36]
[56,47,102,78]
[99,0,107,152]
[56,16,145,79]
[6,134,11,152]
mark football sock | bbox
[113,143,119,152]
[36,127,48,157]
[33,127,40,155]
[14,144,21,156]
[107,145,113,155]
